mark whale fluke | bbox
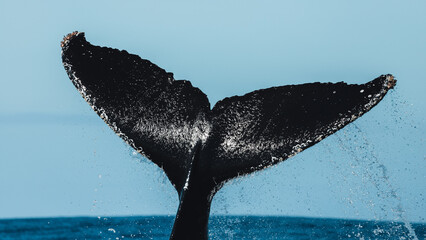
[61,31,396,240]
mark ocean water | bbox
[0,216,424,240]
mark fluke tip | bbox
[61,31,84,48]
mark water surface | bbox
[1,216,424,239]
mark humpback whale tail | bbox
[61,32,396,240]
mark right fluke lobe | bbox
[202,74,396,183]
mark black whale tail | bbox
[61,32,396,240]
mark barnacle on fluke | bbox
[61,31,396,240]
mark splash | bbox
[327,121,419,240]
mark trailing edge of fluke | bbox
[61,31,396,240]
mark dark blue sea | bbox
[0,216,424,240]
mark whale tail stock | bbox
[61,32,396,240]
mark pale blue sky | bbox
[0,1,424,222]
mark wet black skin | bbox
[61,32,396,240]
